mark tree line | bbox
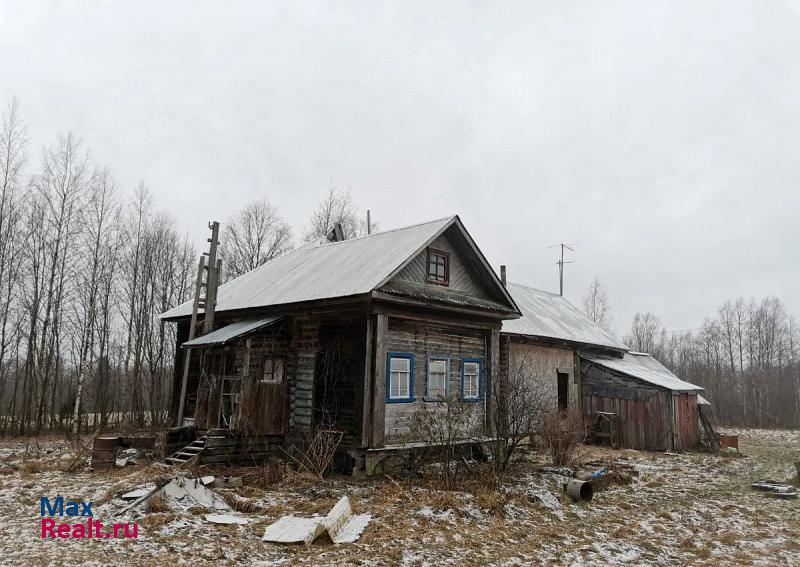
[583,279,799,428]
[0,98,370,435]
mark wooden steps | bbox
[165,436,206,465]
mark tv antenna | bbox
[547,243,576,296]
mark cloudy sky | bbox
[2,1,798,333]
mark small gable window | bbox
[427,248,450,286]
[387,352,414,403]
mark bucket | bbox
[566,479,593,502]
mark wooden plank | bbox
[359,316,374,448]
[486,329,500,435]
[371,313,388,448]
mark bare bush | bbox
[539,408,585,467]
[489,351,549,473]
[282,428,343,478]
[407,395,481,490]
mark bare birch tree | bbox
[303,184,374,242]
[582,277,612,332]
[220,198,292,281]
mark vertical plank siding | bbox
[581,362,700,452]
[382,318,488,442]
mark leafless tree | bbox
[220,198,292,281]
[582,277,612,333]
[489,350,548,473]
[625,312,666,358]
[303,184,375,242]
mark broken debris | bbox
[262,495,371,545]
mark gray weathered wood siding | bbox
[391,232,492,300]
[507,341,577,409]
[382,317,487,441]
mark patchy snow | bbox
[0,428,797,565]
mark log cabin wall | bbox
[382,317,488,442]
[581,362,674,451]
[506,340,577,410]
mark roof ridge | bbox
[505,281,562,297]
[316,215,456,247]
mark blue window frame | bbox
[386,352,414,403]
[426,356,449,400]
[460,358,483,401]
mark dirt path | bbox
[0,429,796,566]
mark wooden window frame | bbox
[426,248,450,286]
[260,357,285,384]
[460,358,483,401]
[425,356,449,401]
[386,352,415,403]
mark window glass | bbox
[389,356,411,399]
[463,361,480,399]
[428,358,447,398]
[427,250,449,284]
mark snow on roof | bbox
[698,394,711,406]
[583,351,704,393]
[163,216,515,320]
[182,317,281,347]
[501,283,628,351]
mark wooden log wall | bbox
[383,318,488,442]
[290,319,319,431]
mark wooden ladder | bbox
[165,435,207,465]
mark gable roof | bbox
[583,351,704,393]
[161,216,518,320]
[501,283,628,351]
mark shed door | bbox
[557,371,569,409]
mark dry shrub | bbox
[219,491,266,514]
[146,492,169,513]
[591,469,633,492]
[540,408,586,467]
[282,428,343,478]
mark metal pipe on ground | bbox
[565,479,593,502]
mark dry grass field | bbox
[0,428,797,566]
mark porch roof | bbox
[182,317,281,348]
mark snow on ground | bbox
[0,429,797,566]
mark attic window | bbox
[427,248,449,286]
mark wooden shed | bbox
[580,352,703,452]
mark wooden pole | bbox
[176,255,206,427]
[203,222,220,335]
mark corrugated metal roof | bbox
[182,317,281,347]
[583,351,704,393]
[501,283,628,351]
[162,217,457,320]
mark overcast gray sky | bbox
[2,0,798,333]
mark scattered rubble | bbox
[262,495,371,545]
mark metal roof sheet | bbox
[162,217,457,320]
[182,317,281,347]
[583,351,704,392]
[501,283,628,351]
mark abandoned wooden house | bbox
[580,352,704,452]
[160,216,520,472]
[499,283,706,452]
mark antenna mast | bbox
[548,243,576,296]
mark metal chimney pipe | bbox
[500,265,507,287]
